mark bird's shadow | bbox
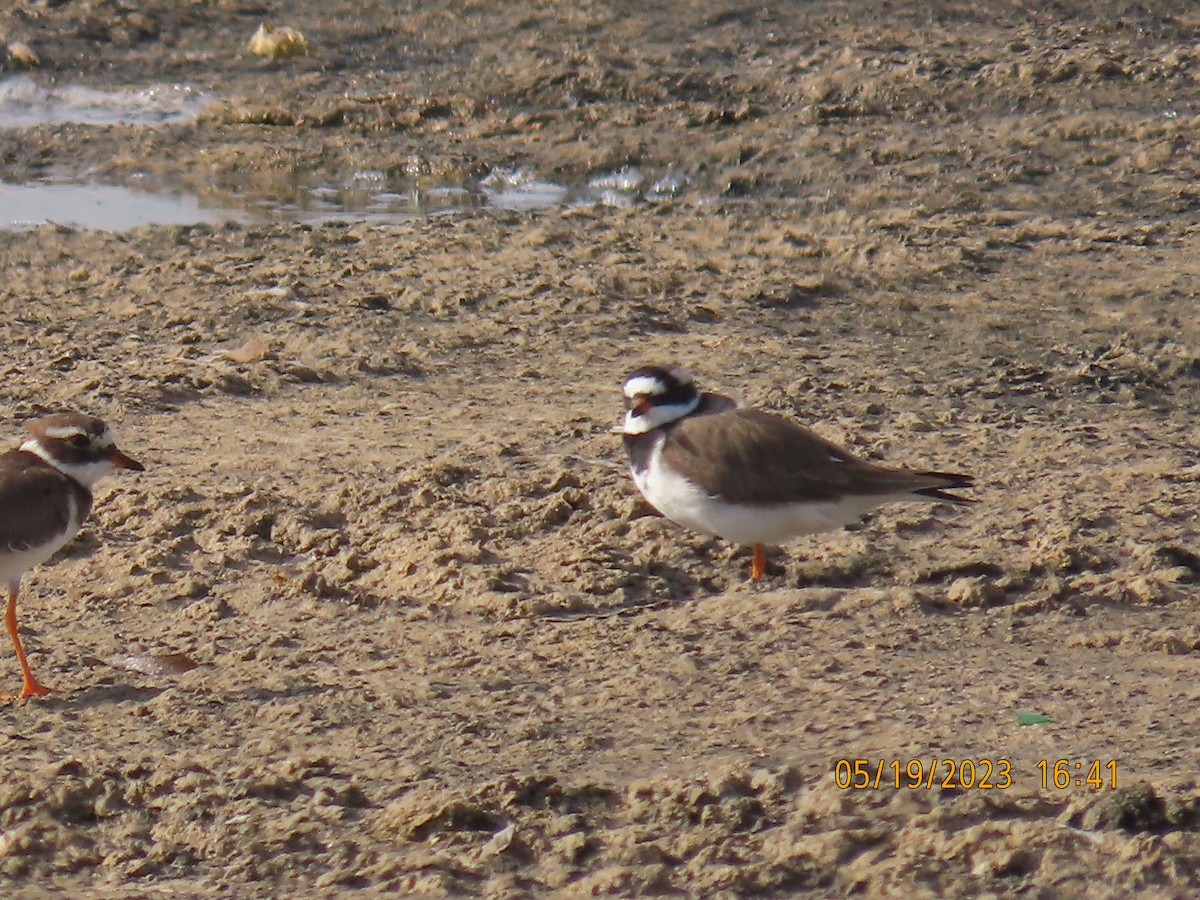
[13,678,334,710]
[43,683,167,708]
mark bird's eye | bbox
[69,434,90,449]
[632,398,651,416]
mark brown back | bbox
[663,408,963,505]
[0,450,92,557]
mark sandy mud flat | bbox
[1,1,1199,896]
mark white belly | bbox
[0,493,81,590]
[633,441,884,546]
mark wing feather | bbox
[0,450,87,553]
[664,409,970,505]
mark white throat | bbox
[20,439,115,490]
[621,395,701,435]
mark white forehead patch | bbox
[623,375,669,399]
[41,425,114,447]
[43,425,88,440]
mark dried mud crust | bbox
[1,0,1200,897]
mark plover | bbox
[0,412,143,698]
[616,364,973,580]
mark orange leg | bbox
[750,544,766,581]
[5,589,55,700]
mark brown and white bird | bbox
[616,365,974,580]
[0,412,143,699]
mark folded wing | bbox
[665,408,973,506]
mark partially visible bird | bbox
[0,412,143,699]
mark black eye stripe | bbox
[632,387,693,411]
[659,387,694,405]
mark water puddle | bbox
[0,74,691,229]
[0,181,242,230]
[0,75,209,127]
[227,168,586,222]
[1,166,691,231]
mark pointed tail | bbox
[912,471,976,504]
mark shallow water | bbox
[0,174,576,231]
[0,166,687,231]
[0,182,244,230]
[0,75,209,128]
[0,77,689,229]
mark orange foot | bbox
[750,543,766,581]
[1,680,58,701]
[20,679,57,699]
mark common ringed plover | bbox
[617,365,973,580]
[0,412,143,699]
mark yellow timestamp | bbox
[834,758,1013,790]
[1037,759,1117,790]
